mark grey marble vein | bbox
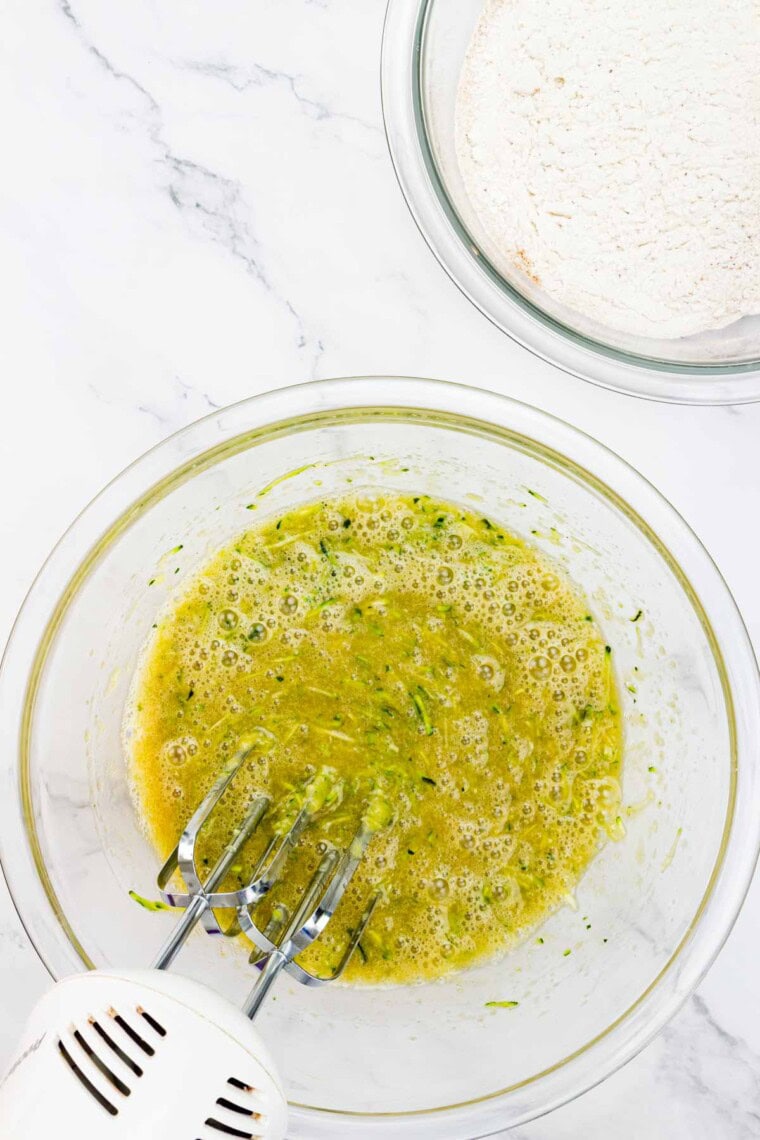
[89,376,221,435]
[0,926,29,954]
[58,0,325,374]
[138,377,221,428]
[656,993,760,1136]
[178,58,379,135]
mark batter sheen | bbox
[129,493,622,984]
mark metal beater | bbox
[152,741,379,1019]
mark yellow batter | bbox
[129,493,622,984]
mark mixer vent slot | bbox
[216,1095,260,1118]
[137,1005,167,1037]
[227,1077,254,1092]
[195,1077,265,1139]
[57,1039,119,1117]
[72,1029,131,1096]
[204,1118,258,1138]
[109,1008,155,1055]
[56,1008,166,1120]
[90,1017,144,1076]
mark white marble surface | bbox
[1,2,759,1136]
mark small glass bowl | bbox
[381,0,760,404]
[1,377,759,1137]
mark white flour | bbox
[455,0,760,340]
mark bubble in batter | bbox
[128,493,622,985]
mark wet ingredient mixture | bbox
[129,493,622,984]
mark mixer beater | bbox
[0,742,380,1139]
[152,741,380,1012]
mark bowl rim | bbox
[1,375,759,1137]
[380,0,760,406]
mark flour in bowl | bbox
[455,0,760,340]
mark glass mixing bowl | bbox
[1,377,759,1138]
[381,1,760,405]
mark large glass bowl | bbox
[381,1,760,405]
[1,376,759,1138]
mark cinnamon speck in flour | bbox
[455,0,760,340]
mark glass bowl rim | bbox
[1,375,759,1137]
[380,0,760,406]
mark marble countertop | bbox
[1,2,759,1136]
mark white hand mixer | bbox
[0,744,379,1138]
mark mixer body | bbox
[0,969,288,1139]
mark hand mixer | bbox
[0,744,379,1139]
